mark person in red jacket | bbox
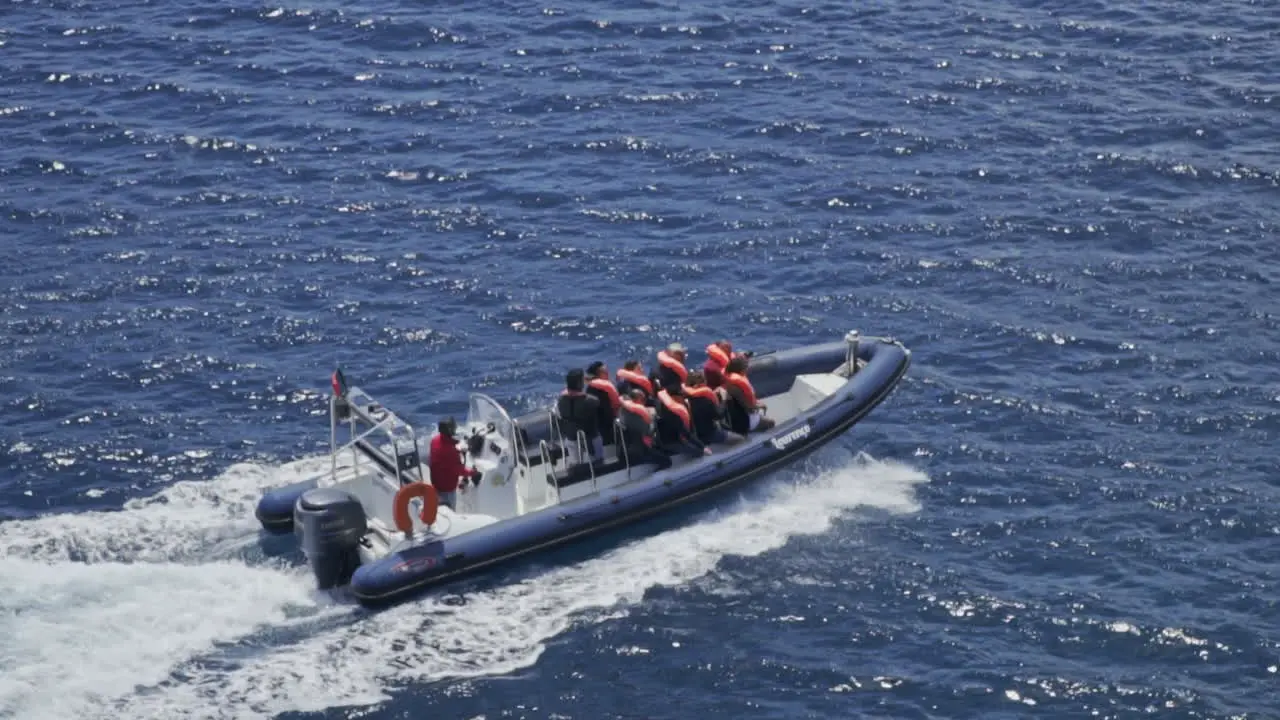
[428,417,479,511]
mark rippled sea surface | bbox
[3,0,1279,718]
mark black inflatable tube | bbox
[255,478,318,533]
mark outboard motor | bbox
[293,488,368,590]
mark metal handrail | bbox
[548,411,567,466]
[614,419,631,480]
[511,422,530,472]
[326,389,421,489]
[539,440,560,504]
[575,430,596,492]
[330,394,339,479]
[510,423,531,511]
[410,436,425,484]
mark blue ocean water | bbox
[2,0,1278,717]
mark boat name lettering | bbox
[391,555,440,574]
[771,423,812,450]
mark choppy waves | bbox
[4,0,1280,717]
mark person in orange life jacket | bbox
[556,368,603,460]
[655,383,713,458]
[618,388,673,471]
[683,370,728,446]
[655,342,689,390]
[704,340,756,390]
[428,417,480,511]
[720,355,777,435]
[584,360,622,446]
[702,340,734,390]
[615,359,654,403]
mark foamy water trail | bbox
[0,454,347,720]
[107,451,929,720]
[0,454,336,564]
[0,558,325,720]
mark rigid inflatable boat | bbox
[255,331,910,607]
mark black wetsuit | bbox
[655,400,706,457]
[556,391,600,450]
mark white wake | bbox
[0,449,929,720]
[0,454,334,565]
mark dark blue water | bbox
[3,0,1278,717]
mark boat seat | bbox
[525,444,568,468]
[545,438,630,488]
[552,457,627,488]
[793,373,846,403]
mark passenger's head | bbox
[726,355,749,375]
[622,359,642,372]
[565,368,585,392]
[586,360,607,379]
[438,417,458,437]
[686,370,706,387]
[715,339,733,353]
[627,388,646,403]
[666,342,687,361]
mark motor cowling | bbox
[293,488,368,590]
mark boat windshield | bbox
[466,392,516,442]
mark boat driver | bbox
[428,417,480,511]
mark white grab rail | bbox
[575,430,597,493]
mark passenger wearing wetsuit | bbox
[616,359,654,404]
[721,355,776,435]
[702,340,734,390]
[618,389,672,471]
[585,360,621,447]
[683,370,727,446]
[655,384,711,459]
[556,368,602,460]
[655,342,689,391]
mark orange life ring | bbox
[393,482,439,535]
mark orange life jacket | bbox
[704,344,730,372]
[657,389,692,430]
[656,351,688,383]
[587,376,622,411]
[621,398,654,420]
[683,384,719,404]
[620,399,655,446]
[723,372,757,409]
[616,368,654,397]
